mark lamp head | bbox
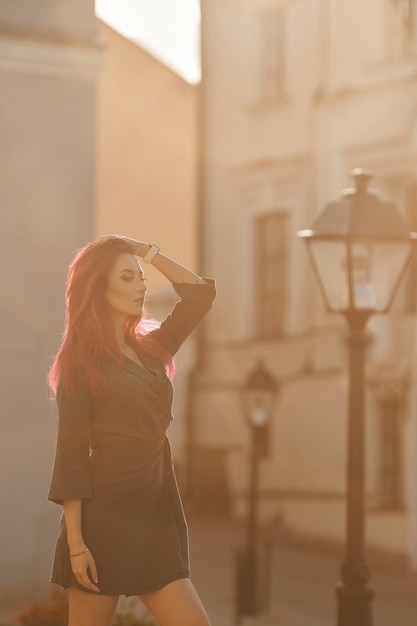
[297,170,417,315]
[243,361,278,427]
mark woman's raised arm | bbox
[120,237,207,285]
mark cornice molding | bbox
[315,58,417,104]
[0,32,104,79]
[231,152,305,175]
[230,154,307,199]
[343,135,417,182]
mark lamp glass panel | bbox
[352,240,412,311]
[244,389,274,426]
[308,240,348,311]
[349,242,376,309]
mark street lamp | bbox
[298,169,417,626]
[236,360,279,623]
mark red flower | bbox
[12,590,69,625]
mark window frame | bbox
[255,210,289,340]
[255,4,287,104]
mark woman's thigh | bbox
[68,587,119,626]
[138,578,211,626]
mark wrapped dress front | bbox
[48,279,215,596]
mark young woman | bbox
[48,235,215,626]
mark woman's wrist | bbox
[137,242,152,258]
[69,546,90,558]
[141,243,160,264]
[67,537,87,552]
[130,239,160,263]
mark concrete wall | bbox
[0,0,96,40]
[0,1,100,584]
[0,2,198,591]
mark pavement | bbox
[186,515,417,626]
[1,515,417,625]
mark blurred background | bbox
[2,0,417,624]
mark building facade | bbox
[196,0,417,566]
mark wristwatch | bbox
[142,243,160,264]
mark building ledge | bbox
[0,30,104,78]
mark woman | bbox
[48,235,215,626]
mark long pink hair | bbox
[48,236,174,396]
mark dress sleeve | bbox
[48,369,93,505]
[151,278,216,356]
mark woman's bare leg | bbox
[68,587,119,626]
[138,578,211,626]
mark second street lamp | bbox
[235,361,279,623]
[298,170,416,626]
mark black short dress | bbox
[48,279,215,597]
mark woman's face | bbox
[105,253,147,321]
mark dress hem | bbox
[49,570,190,598]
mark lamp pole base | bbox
[336,581,374,626]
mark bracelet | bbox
[70,547,89,558]
[142,243,160,264]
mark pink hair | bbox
[48,236,174,397]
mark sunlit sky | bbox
[95,0,201,83]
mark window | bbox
[404,183,417,313]
[371,378,407,510]
[378,397,404,509]
[256,6,286,102]
[255,212,288,338]
[386,0,417,59]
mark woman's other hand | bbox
[70,548,100,593]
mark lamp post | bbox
[236,361,278,623]
[298,170,417,626]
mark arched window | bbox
[255,212,288,338]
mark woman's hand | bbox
[63,501,100,592]
[95,234,150,258]
[120,236,150,258]
[70,548,100,593]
